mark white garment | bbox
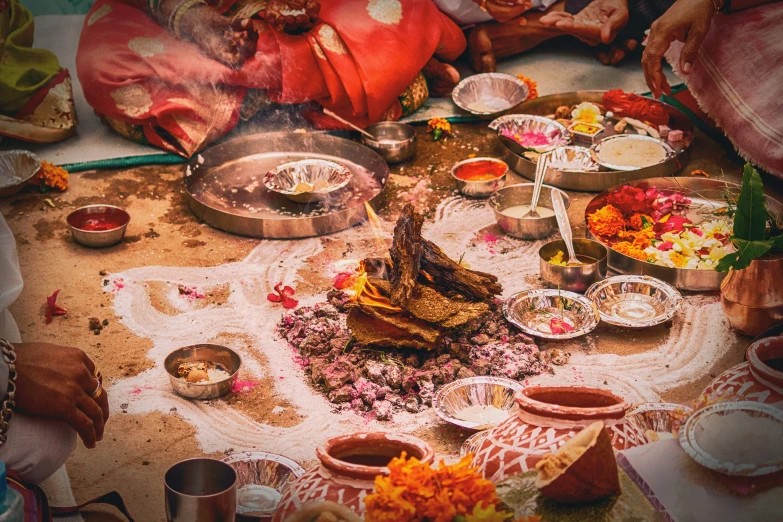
[434,0,558,26]
[0,212,23,344]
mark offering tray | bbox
[184,132,389,239]
[585,177,783,291]
[497,91,693,192]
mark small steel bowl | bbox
[451,157,508,199]
[585,275,683,328]
[264,159,352,204]
[547,145,599,172]
[626,402,693,445]
[164,344,241,400]
[452,73,529,119]
[362,122,417,164]
[460,430,491,458]
[66,205,131,248]
[489,183,570,240]
[680,401,783,477]
[0,150,41,198]
[539,239,608,293]
[490,114,570,155]
[221,451,305,518]
[503,289,600,340]
[433,377,523,431]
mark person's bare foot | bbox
[422,58,461,96]
[264,0,320,33]
[181,6,258,68]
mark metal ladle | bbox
[523,152,550,218]
[552,187,583,266]
[323,108,377,141]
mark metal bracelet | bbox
[0,339,17,445]
[169,0,206,37]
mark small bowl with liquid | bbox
[362,122,417,164]
[489,183,569,239]
[433,376,522,431]
[66,204,131,248]
[539,238,608,293]
[585,275,683,328]
[451,157,508,199]
[221,451,305,518]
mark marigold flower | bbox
[29,161,69,192]
[587,204,625,238]
[427,117,452,141]
[612,241,648,261]
[516,74,538,101]
[465,501,511,522]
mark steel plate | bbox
[585,177,783,291]
[184,132,389,239]
[497,91,693,192]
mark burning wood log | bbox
[346,307,441,350]
[419,239,502,302]
[389,205,423,307]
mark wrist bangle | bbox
[0,339,17,446]
[169,0,206,37]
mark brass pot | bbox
[721,252,783,336]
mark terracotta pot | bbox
[721,253,783,337]
[272,432,434,521]
[698,336,783,409]
[471,386,641,482]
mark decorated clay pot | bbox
[472,386,641,482]
[720,253,783,337]
[272,432,434,521]
[698,336,783,409]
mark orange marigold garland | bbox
[29,161,69,192]
[516,75,538,102]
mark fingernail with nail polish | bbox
[683,62,692,73]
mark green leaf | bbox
[715,238,773,272]
[733,164,767,241]
[772,234,783,252]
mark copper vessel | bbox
[721,253,783,336]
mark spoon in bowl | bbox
[323,108,377,141]
[523,152,550,218]
[551,187,583,266]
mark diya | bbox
[471,386,641,482]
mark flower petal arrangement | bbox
[267,282,299,309]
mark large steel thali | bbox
[585,177,783,292]
[185,132,389,239]
[497,91,694,192]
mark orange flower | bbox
[517,74,538,101]
[587,204,625,238]
[427,117,452,141]
[465,501,510,522]
[612,241,648,261]
[29,161,68,191]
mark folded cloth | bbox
[665,3,783,179]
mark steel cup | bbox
[165,458,237,522]
[539,239,608,293]
[362,122,417,164]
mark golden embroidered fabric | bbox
[367,0,403,25]
[110,84,153,119]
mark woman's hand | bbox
[13,343,109,449]
[181,6,258,68]
[539,0,629,45]
[642,0,715,98]
[476,0,533,23]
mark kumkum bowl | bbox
[539,239,608,293]
[489,183,570,240]
[451,157,508,199]
[66,204,131,248]
[433,376,523,431]
[264,159,352,204]
[625,402,694,445]
[221,451,305,518]
[452,72,529,119]
[460,430,491,458]
[0,150,41,198]
[680,401,783,477]
[503,289,600,340]
[585,275,683,328]
[362,122,417,164]
[164,344,241,400]
[490,114,570,155]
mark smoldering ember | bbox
[3,1,783,521]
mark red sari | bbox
[76,0,466,156]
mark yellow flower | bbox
[466,502,512,522]
[587,204,625,238]
[669,251,690,268]
[516,74,538,102]
[427,117,452,141]
[571,102,604,124]
[29,161,69,192]
[548,251,566,266]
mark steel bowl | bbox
[489,183,570,239]
[264,159,352,204]
[433,377,523,431]
[585,275,683,328]
[452,73,529,119]
[460,430,491,458]
[680,401,783,477]
[547,145,599,172]
[0,150,41,198]
[66,205,131,248]
[503,289,600,340]
[221,452,305,518]
[362,122,417,164]
[591,134,674,171]
[625,402,693,445]
[451,157,508,199]
[164,344,241,400]
[490,114,570,155]
[539,239,608,293]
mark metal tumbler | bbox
[165,458,237,522]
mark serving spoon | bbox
[551,187,583,266]
[323,108,377,141]
[524,152,550,218]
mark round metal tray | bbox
[497,91,693,192]
[585,177,783,291]
[184,132,389,239]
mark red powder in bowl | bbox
[454,160,507,182]
[79,218,124,231]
